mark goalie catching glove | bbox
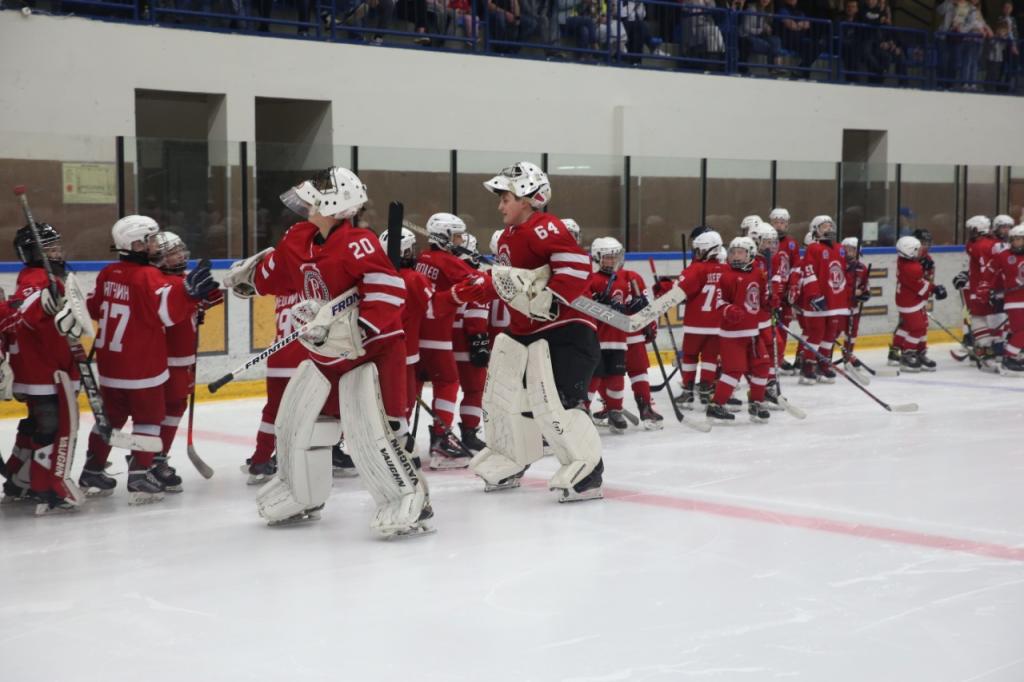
[291,298,366,360]
[490,265,559,321]
[222,247,274,299]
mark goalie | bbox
[223,167,432,538]
[454,162,604,502]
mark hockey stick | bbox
[387,202,404,268]
[955,289,984,369]
[927,311,986,366]
[651,367,680,392]
[415,397,476,458]
[208,286,360,393]
[648,256,685,386]
[186,294,214,479]
[781,323,918,413]
[13,186,162,453]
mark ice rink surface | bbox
[1,343,1022,681]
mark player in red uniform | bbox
[985,224,1024,375]
[450,234,491,454]
[797,216,846,385]
[748,223,781,402]
[586,237,634,433]
[415,213,478,467]
[224,167,429,536]
[667,229,724,410]
[892,235,946,371]
[953,216,1002,365]
[769,208,800,374]
[837,236,870,367]
[992,215,1015,256]
[85,216,216,504]
[4,223,84,513]
[707,237,771,424]
[462,161,603,502]
[616,262,663,429]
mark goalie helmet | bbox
[692,230,723,262]
[112,215,160,253]
[768,207,790,225]
[483,162,551,209]
[14,222,63,268]
[378,226,417,267]
[489,229,504,255]
[739,215,763,237]
[966,215,991,238]
[1009,224,1024,253]
[841,236,859,261]
[810,215,835,242]
[993,214,1014,239]
[150,231,190,274]
[896,235,922,260]
[749,222,778,255]
[727,236,756,271]
[280,167,367,220]
[562,218,582,244]
[590,236,624,274]
[426,212,467,250]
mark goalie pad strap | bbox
[470,334,544,485]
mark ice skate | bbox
[34,490,79,516]
[696,381,714,405]
[607,409,629,434]
[591,409,610,427]
[798,361,818,385]
[267,504,324,527]
[245,458,277,485]
[484,466,528,492]
[429,431,471,470]
[673,386,696,411]
[459,424,487,453]
[126,466,165,505]
[332,442,358,478]
[748,401,771,423]
[706,402,735,423]
[2,480,38,504]
[725,396,743,412]
[763,382,784,411]
[918,351,937,372]
[1000,356,1024,377]
[557,460,603,503]
[638,400,664,430]
[152,456,182,493]
[887,346,901,367]
[78,468,117,497]
[778,359,797,376]
[900,350,922,373]
[817,362,837,384]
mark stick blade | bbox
[776,396,807,420]
[187,444,215,479]
[890,402,919,413]
[683,417,712,433]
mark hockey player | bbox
[619,266,663,429]
[796,216,845,385]
[562,218,582,245]
[768,208,800,373]
[586,237,636,433]
[739,215,762,237]
[415,213,479,468]
[451,234,490,453]
[85,216,217,504]
[224,166,431,536]
[4,223,84,513]
[954,216,1002,365]
[151,231,224,491]
[892,235,946,371]
[461,161,603,502]
[707,237,771,424]
[993,215,1015,255]
[985,224,1024,375]
[749,222,784,406]
[666,229,724,410]
[839,236,870,365]
[488,229,512,343]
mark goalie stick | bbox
[208,286,361,393]
[781,323,918,413]
[13,185,162,453]
[186,287,214,479]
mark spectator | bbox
[487,0,522,50]
[597,0,629,55]
[858,0,891,83]
[620,0,664,64]
[961,0,992,89]
[557,0,600,57]
[396,0,432,44]
[738,0,783,73]
[776,0,820,77]
[444,0,483,44]
[679,0,726,70]
[519,0,551,46]
[838,0,861,80]
[986,19,1013,90]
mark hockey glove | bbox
[185,263,219,300]
[468,333,490,368]
[624,295,648,315]
[642,322,657,343]
[952,271,969,290]
[652,277,676,297]
[809,295,827,312]
[592,290,612,305]
[452,274,494,305]
[40,289,64,317]
[990,290,1005,313]
[920,256,935,272]
[856,290,871,302]
[722,304,743,325]
[200,287,225,311]
[933,284,948,301]
[54,304,83,340]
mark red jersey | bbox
[718,265,768,338]
[966,235,1000,314]
[618,268,650,346]
[987,249,1024,312]
[252,220,406,362]
[894,257,934,313]
[489,299,511,338]
[845,259,870,308]
[495,211,593,335]
[676,259,723,335]
[267,292,308,379]
[777,234,801,284]
[416,248,476,349]
[88,261,195,389]
[586,270,635,349]
[163,273,198,372]
[399,268,433,365]
[10,267,78,395]
[801,242,847,316]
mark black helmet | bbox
[14,222,63,267]
[911,228,933,246]
[690,224,711,241]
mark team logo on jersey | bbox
[496,244,512,267]
[822,249,830,259]
[1009,255,1017,265]
[300,263,330,301]
[744,282,760,314]
[778,253,791,279]
[828,261,846,293]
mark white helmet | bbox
[749,222,778,254]
[590,236,624,272]
[966,215,991,236]
[562,218,582,244]
[150,230,189,273]
[804,231,814,246]
[378,226,417,260]
[489,229,504,255]
[727,236,757,269]
[739,215,763,237]
[896,235,922,259]
[280,167,367,220]
[112,215,159,252]
[692,230,723,261]
[426,212,467,250]
[1009,224,1024,253]
[841,236,859,259]
[458,233,480,264]
[483,162,552,209]
[769,208,791,224]
[994,214,1015,229]
[810,215,836,241]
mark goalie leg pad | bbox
[339,363,432,538]
[256,361,336,525]
[53,371,83,506]
[525,340,601,491]
[469,334,544,488]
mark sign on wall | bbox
[62,163,117,204]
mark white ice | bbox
[1,343,1022,682]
